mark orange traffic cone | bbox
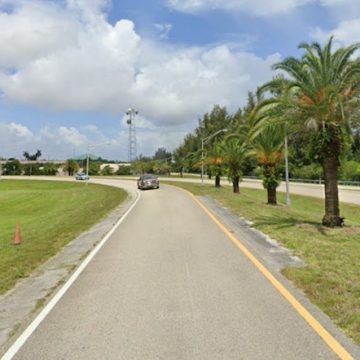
[13,224,21,245]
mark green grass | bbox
[165,181,360,345]
[0,180,127,295]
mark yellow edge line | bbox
[185,189,353,360]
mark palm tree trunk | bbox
[215,175,221,187]
[267,187,277,205]
[232,176,240,193]
[322,156,343,227]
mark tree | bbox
[256,37,360,226]
[221,138,249,193]
[207,143,224,187]
[173,134,199,176]
[153,161,171,175]
[88,162,100,176]
[23,163,42,175]
[41,163,59,176]
[23,149,42,161]
[153,147,172,162]
[101,165,114,176]
[3,159,22,175]
[63,159,79,176]
[116,165,131,176]
[131,160,148,175]
[251,125,284,205]
[196,105,233,141]
[22,149,42,175]
[350,130,360,162]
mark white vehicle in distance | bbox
[75,172,90,180]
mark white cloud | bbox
[0,122,35,158]
[0,16,140,113]
[153,23,173,40]
[311,18,360,48]
[0,122,116,160]
[319,0,356,5]
[166,0,360,17]
[0,1,80,68]
[136,129,188,157]
[0,0,287,159]
[7,122,33,139]
[58,126,87,146]
[131,44,280,125]
[0,0,278,131]
[121,114,157,130]
[0,120,176,160]
[166,0,312,16]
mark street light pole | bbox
[85,142,111,184]
[285,133,291,206]
[86,144,90,185]
[201,138,204,185]
[201,128,227,186]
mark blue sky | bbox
[0,0,359,161]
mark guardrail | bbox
[187,173,360,187]
[242,176,360,187]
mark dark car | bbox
[137,174,159,190]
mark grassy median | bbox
[166,181,360,345]
[0,180,127,295]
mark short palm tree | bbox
[256,37,360,226]
[63,159,79,176]
[251,126,284,205]
[221,138,249,193]
[207,143,224,187]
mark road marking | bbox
[186,190,353,360]
[1,191,141,360]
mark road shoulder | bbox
[197,195,360,359]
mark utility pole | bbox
[126,108,138,163]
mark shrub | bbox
[116,166,131,175]
[291,163,323,180]
[101,165,114,176]
[339,161,360,181]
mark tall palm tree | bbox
[256,37,360,226]
[221,138,249,193]
[251,126,284,205]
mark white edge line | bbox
[1,190,141,360]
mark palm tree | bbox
[256,37,360,226]
[207,143,224,187]
[221,138,249,193]
[251,126,284,205]
[63,159,79,176]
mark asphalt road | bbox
[4,180,355,359]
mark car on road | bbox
[137,174,159,190]
[75,172,90,180]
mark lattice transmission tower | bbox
[126,108,138,163]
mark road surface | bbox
[2,179,357,359]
